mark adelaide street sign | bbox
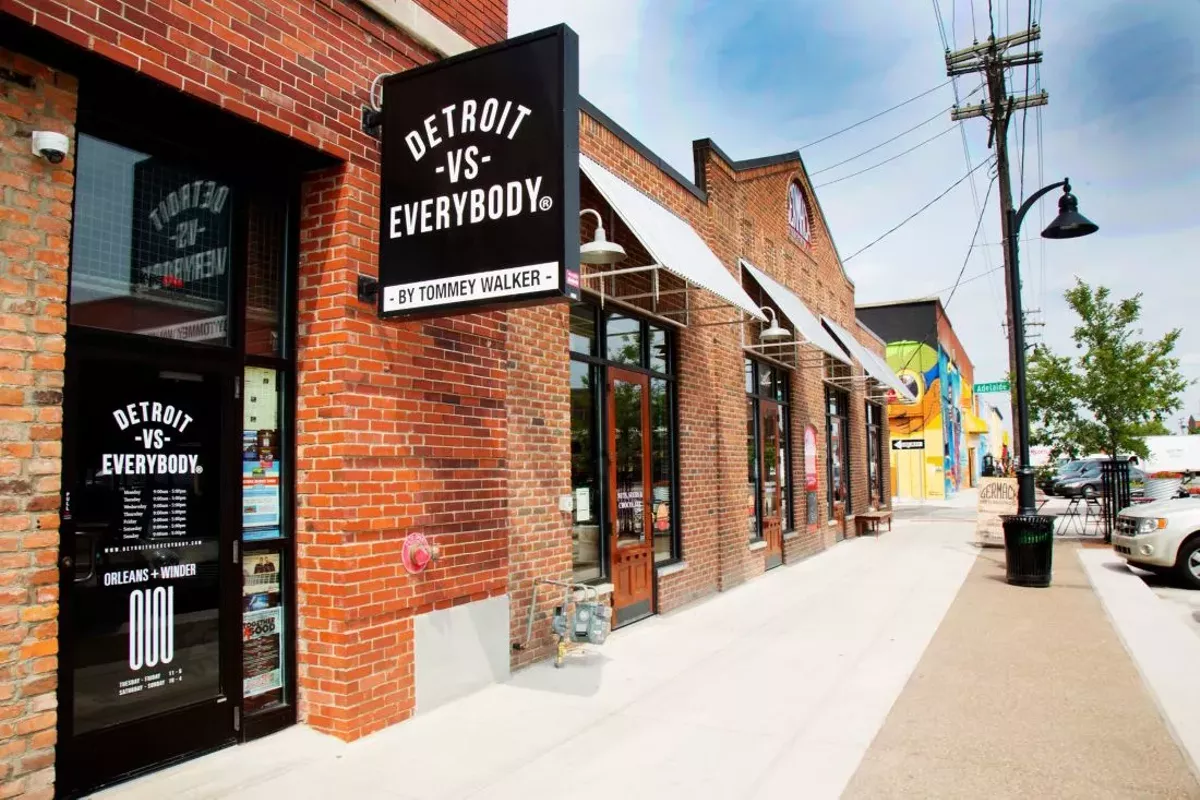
[973,381,1010,394]
[376,25,581,319]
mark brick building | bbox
[0,1,906,795]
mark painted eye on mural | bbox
[896,370,922,404]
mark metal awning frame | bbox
[581,262,757,330]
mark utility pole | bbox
[947,27,1046,460]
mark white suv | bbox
[1113,498,1200,588]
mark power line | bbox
[1017,0,1034,200]
[945,176,997,308]
[890,175,998,385]
[811,83,985,177]
[799,79,954,149]
[935,0,1006,326]
[814,126,958,188]
[932,0,950,50]
[842,157,993,263]
[811,107,948,176]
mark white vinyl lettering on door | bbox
[128,587,175,671]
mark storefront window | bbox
[650,378,673,563]
[570,303,596,356]
[747,398,759,541]
[571,360,601,582]
[242,364,287,713]
[827,387,850,514]
[569,302,679,578]
[70,134,231,345]
[866,402,884,505]
[245,201,287,356]
[746,359,793,540]
[605,313,641,365]
[649,325,669,373]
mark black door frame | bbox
[57,333,243,796]
[53,62,311,789]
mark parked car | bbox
[1113,497,1200,588]
[1055,463,1147,499]
[1039,460,1088,495]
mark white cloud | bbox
[510,0,1200,426]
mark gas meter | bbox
[572,600,611,645]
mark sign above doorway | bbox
[375,24,580,319]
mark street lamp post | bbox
[1007,178,1098,515]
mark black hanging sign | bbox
[377,25,581,319]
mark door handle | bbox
[61,555,73,569]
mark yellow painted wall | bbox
[889,424,947,500]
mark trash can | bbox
[1001,514,1055,587]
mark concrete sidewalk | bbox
[97,517,977,800]
[844,542,1200,799]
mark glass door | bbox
[760,400,783,569]
[607,367,654,626]
[58,347,238,795]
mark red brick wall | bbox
[295,163,515,740]
[419,0,506,50]
[0,0,502,167]
[698,150,871,549]
[0,48,73,800]
[506,303,572,669]
[8,0,513,748]
[936,304,974,388]
[578,113,739,608]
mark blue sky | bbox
[511,0,1200,430]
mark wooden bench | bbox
[855,510,893,536]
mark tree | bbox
[1027,278,1190,461]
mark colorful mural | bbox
[885,341,971,500]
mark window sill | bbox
[827,520,838,527]
[748,540,768,551]
[656,560,687,578]
[783,531,801,541]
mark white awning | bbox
[740,259,851,365]
[580,155,765,321]
[821,316,915,402]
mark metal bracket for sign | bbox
[361,105,382,138]
[357,275,380,304]
[232,540,239,565]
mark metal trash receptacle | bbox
[1001,514,1055,587]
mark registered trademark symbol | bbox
[194,466,204,474]
[539,196,553,211]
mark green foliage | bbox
[1027,279,1190,460]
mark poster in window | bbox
[242,606,283,697]
[242,455,280,530]
[805,424,819,526]
[242,551,281,612]
[243,367,278,430]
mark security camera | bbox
[31,131,70,164]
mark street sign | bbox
[377,25,580,319]
[973,381,1010,394]
[891,439,925,451]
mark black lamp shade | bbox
[1042,191,1098,239]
